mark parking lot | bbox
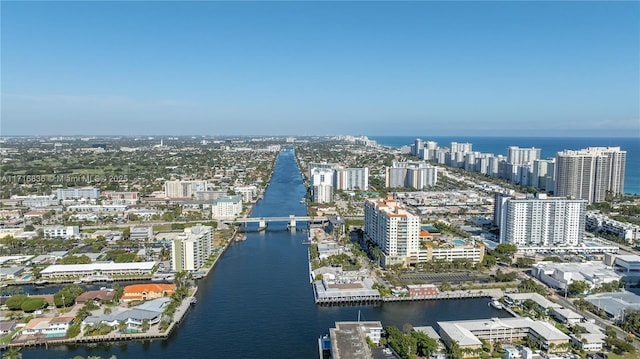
[399,271,489,284]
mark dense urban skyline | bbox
[1,1,638,137]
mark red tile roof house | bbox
[121,284,176,303]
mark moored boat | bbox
[489,298,503,309]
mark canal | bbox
[22,147,509,358]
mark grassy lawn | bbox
[607,352,638,359]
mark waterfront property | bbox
[170,225,213,272]
[121,283,176,302]
[83,297,170,332]
[364,197,420,267]
[22,316,75,337]
[319,321,383,359]
[39,262,156,279]
[313,277,380,304]
[437,317,570,351]
[74,289,116,304]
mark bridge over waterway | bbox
[225,215,328,231]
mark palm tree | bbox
[2,348,22,359]
[141,319,150,332]
[118,320,128,333]
[447,340,462,359]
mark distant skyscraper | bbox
[506,147,541,184]
[413,138,424,157]
[385,161,437,189]
[531,158,555,191]
[450,142,472,153]
[335,167,369,191]
[555,147,626,203]
[164,180,207,198]
[507,146,541,165]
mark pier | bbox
[313,287,503,305]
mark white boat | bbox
[489,298,503,309]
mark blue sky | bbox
[1,1,638,137]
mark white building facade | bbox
[555,147,626,203]
[164,180,207,198]
[497,194,586,247]
[364,198,420,267]
[171,225,213,272]
[211,195,243,219]
[335,167,369,191]
[310,168,334,203]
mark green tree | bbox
[2,348,22,359]
[621,311,640,334]
[141,319,150,332]
[567,281,590,297]
[66,323,81,338]
[59,255,92,265]
[118,320,128,333]
[20,298,47,312]
[447,340,462,359]
[411,330,437,357]
[6,294,28,310]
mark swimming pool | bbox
[21,274,32,281]
[452,239,466,245]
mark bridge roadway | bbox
[231,216,327,224]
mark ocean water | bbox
[369,136,640,195]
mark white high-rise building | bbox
[413,138,424,157]
[450,142,472,153]
[234,185,257,203]
[532,159,555,191]
[506,147,541,184]
[171,225,213,272]
[56,187,100,200]
[555,147,626,203]
[385,161,437,189]
[164,180,207,198]
[308,162,339,179]
[507,146,541,165]
[497,194,586,247]
[211,195,243,219]
[364,198,420,267]
[335,168,369,191]
[311,168,334,203]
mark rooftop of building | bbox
[330,321,383,359]
[40,261,156,274]
[438,317,570,346]
[123,283,176,294]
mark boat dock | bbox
[314,288,503,305]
